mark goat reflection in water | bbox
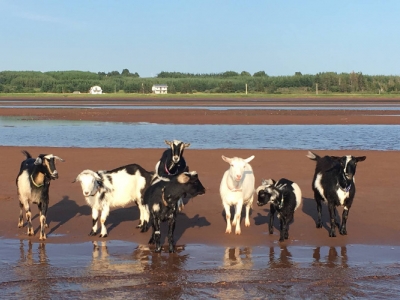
[223,247,253,269]
[17,240,50,299]
[90,241,189,299]
[312,246,349,268]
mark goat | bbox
[155,139,191,211]
[155,140,190,177]
[142,171,205,253]
[73,164,158,237]
[256,178,302,242]
[307,151,366,237]
[220,155,255,235]
[16,150,65,240]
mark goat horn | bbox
[54,156,65,162]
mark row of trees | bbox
[0,70,399,94]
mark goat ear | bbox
[356,156,366,162]
[34,157,43,165]
[183,142,191,148]
[72,175,79,183]
[165,140,172,146]
[222,155,231,164]
[244,155,255,163]
[265,179,274,186]
[94,172,103,181]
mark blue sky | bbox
[1,0,399,77]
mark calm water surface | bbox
[0,117,399,150]
[2,105,400,110]
[0,239,399,299]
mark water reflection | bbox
[268,246,294,268]
[16,240,51,299]
[223,247,253,269]
[0,240,398,298]
[86,241,189,298]
[312,246,349,268]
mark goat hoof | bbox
[39,234,46,240]
[88,231,97,236]
[316,222,322,228]
[225,228,231,234]
[235,230,241,235]
[329,231,336,238]
[339,228,347,235]
[99,234,108,238]
[18,221,23,228]
[136,224,142,228]
[279,238,285,242]
[154,247,162,253]
[169,247,175,253]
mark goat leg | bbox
[26,210,34,236]
[269,204,276,234]
[141,220,149,233]
[328,203,337,237]
[18,201,24,228]
[279,218,286,242]
[168,215,176,253]
[315,193,323,228]
[99,208,109,238]
[89,209,99,236]
[38,201,48,240]
[153,218,162,253]
[339,207,349,235]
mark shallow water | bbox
[2,104,400,110]
[0,239,399,299]
[0,117,399,150]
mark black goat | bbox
[307,151,366,237]
[16,150,65,240]
[142,171,205,253]
[256,178,302,242]
[155,140,190,177]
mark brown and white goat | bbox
[16,150,65,240]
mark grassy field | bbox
[1,92,400,100]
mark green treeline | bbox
[1,69,400,94]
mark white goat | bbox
[74,164,158,237]
[219,155,255,235]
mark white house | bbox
[89,86,103,94]
[152,84,168,94]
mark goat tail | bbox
[21,150,32,159]
[306,151,320,161]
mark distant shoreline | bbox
[1,92,400,101]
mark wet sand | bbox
[0,99,399,298]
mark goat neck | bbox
[338,170,352,192]
[30,168,48,188]
[165,160,178,175]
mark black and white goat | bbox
[155,139,191,211]
[155,140,190,177]
[73,164,159,237]
[307,151,366,237]
[256,178,302,242]
[142,171,205,253]
[16,150,65,240]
